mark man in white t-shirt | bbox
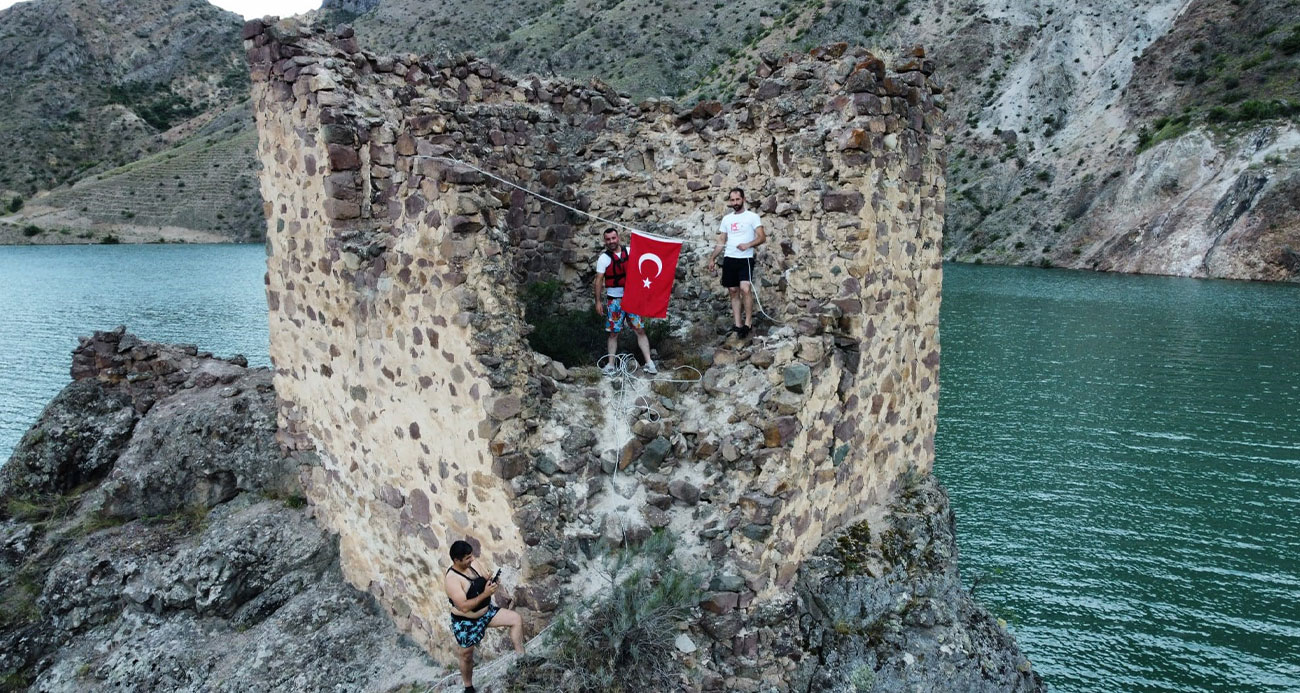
[708,188,766,339]
[593,228,657,375]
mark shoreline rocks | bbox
[0,329,441,692]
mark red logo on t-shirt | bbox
[731,223,738,231]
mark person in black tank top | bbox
[443,540,526,693]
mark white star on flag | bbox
[643,278,652,288]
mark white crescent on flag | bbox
[638,253,664,278]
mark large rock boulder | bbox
[0,331,440,692]
[792,474,1044,693]
[0,380,138,497]
[95,369,295,519]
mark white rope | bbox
[428,620,563,691]
[419,155,651,237]
[749,261,781,325]
[421,155,785,327]
[596,353,701,480]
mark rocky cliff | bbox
[344,0,1300,281]
[0,329,439,691]
[0,330,1039,692]
[3,0,1295,281]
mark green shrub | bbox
[99,234,120,245]
[850,664,876,692]
[1137,113,1192,152]
[1279,25,1300,55]
[511,532,702,693]
[21,224,41,237]
[1206,105,1233,122]
[105,81,200,131]
[1207,99,1300,123]
[522,280,605,367]
[5,195,21,213]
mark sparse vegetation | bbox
[834,520,875,575]
[0,566,43,629]
[510,532,702,693]
[522,279,606,367]
[106,82,202,132]
[1137,113,1193,152]
[1207,99,1300,124]
[142,504,211,534]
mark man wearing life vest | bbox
[594,228,657,375]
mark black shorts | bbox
[721,256,754,288]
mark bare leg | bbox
[489,608,526,653]
[633,327,652,365]
[606,332,618,359]
[457,646,475,687]
[728,287,742,328]
[740,282,754,327]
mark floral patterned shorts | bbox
[605,297,645,334]
[450,604,499,649]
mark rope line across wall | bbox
[415,155,783,324]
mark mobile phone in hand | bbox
[491,568,501,583]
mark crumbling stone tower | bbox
[246,17,945,680]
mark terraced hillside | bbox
[31,113,262,241]
[0,0,253,241]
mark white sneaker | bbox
[602,364,617,376]
[643,361,658,375]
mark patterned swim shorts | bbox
[605,297,645,334]
[450,604,499,649]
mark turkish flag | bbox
[622,231,683,319]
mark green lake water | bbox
[937,263,1300,692]
[0,244,270,462]
[1,247,1297,692]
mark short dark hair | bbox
[602,228,618,237]
[729,188,745,199]
[449,540,474,561]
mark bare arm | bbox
[708,232,726,273]
[593,274,606,315]
[739,225,766,252]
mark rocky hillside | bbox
[2,0,1295,279]
[0,329,441,691]
[335,0,1299,281]
[0,0,262,242]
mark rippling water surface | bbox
[937,264,1300,693]
[2,249,1297,691]
[0,244,270,459]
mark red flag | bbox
[622,231,683,319]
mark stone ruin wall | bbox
[246,17,945,674]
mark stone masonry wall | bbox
[246,17,945,681]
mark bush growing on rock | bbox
[510,532,702,692]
